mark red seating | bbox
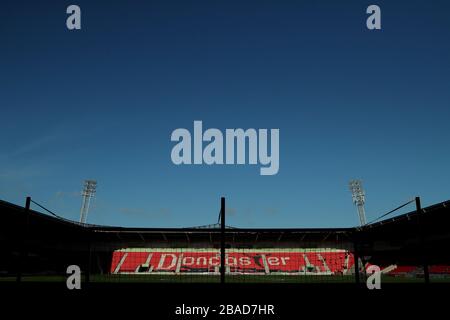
[381,265,450,275]
[110,249,355,275]
[389,266,418,274]
[429,265,450,274]
[111,249,450,276]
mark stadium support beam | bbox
[322,233,330,242]
[352,230,361,285]
[416,197,430,284]
[277,233,283,242]
[220,197,225,284]
[17,196,31,283]
[354,242,360,285]
[86,233,92,285]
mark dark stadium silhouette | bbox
[1,197,449,285]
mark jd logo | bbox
[66,265,81,290]
[366,265,381,290]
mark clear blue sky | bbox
[1,0,449,228]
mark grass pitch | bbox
[2,274,449,284]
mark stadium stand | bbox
[1,198,450,283]
[110,249,354,275]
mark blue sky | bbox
[1,0,449,228]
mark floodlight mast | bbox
[349,180,367,226]
[79,180,97,224]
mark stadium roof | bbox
[2,198,450,265]
[1,198,449,235]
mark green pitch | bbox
[2,274,449,283]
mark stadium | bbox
[1,196,450,285]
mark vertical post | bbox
[220,197,225,284]
[17,196,31,283]
[416,197,429,284]
[354,240,360,285]
[86,233,92,285]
